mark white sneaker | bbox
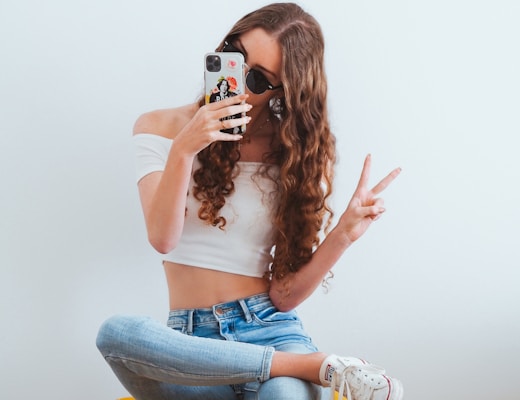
[319,355,404,400]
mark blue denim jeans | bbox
[96,293,328,399]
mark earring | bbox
[269,96,284,117]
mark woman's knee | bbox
[96,314,149,356]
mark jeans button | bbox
[215,307,224,315]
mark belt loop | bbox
[187,309,194,335]
[238,299,252,323]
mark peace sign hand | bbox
[336,154,401,244]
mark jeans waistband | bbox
[168,293,272,325]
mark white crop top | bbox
[133,133,279,278]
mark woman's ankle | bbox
[270,351,328,384]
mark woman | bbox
[97,3,403,400]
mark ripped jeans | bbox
[96,293,328,399]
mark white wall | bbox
[1,1,518,399]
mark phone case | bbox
[204,52,246,134]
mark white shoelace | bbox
[330,362,386,400]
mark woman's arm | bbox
[135,96,251,254]
[136,146,195,254]
[269,154,401,311]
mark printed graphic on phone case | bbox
[208,76,239,103]
[205,53,245,134]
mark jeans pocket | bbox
[252,306,302,327]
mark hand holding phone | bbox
[204,52,246,134]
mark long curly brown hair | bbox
[194,3,336,282]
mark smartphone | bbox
[204,52,246,134]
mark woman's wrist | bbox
[328,225,354,251]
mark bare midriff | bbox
[163,261,270,310]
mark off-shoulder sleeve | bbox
[133,133,173,183]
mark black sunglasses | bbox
[223,40,282,95]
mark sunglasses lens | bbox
[246,70,269,94]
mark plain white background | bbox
[1,0,519,399]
